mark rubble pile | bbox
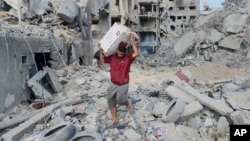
[0,0,86,42]
[139,0,250,69]
[0,0,93,114]
[0,64,250,141]
[0,0,250,141]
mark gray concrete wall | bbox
[0,35,63,113]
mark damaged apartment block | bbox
[92,0,200,56]
[0,0,92,113]
[2,0,250,141]
[0,0,202,113]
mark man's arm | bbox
[130,33,139,58]
[98,43,105,62]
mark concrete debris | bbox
[174,30,196,57]
[224,90,250,110]
[1,0,250,141]
[0,63,249,141]
[222,13,248,34]
[218,35,242,50]
[230,110,250,125]
[179,100,203,122]
[57,0,79,24]
[27,66,63,98]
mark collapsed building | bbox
[0,0,201,113]
[0,0,93,113]
[1,0,250,141]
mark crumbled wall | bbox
[0,0,93,113]
[0,35,63,112]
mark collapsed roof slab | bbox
[194,11,218,28]
[218,35,242,50]
[223,13,248,34]
[174,30,196,57]
[209,29,223,43]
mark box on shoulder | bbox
[100,22,131,57]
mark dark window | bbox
[179,7,185,10]
[189,6,196,10]
[170,16,176,21]
[22,56,27,64]
[190,16,196,19]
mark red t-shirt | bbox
[104,53,134,85]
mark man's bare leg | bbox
[127,100,134,114]
[110,107,118,125]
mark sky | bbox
[200,0,225,10]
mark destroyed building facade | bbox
[0,0,202,113]
[0,0,93,113]
[92,0,200,54]
[2,0,250,141]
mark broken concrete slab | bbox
[174,30,196,57]
[196,29,208,42]
[0,109,41,130]
[218,35,242,50]
[3,0,19,11]
[230,110,250,124]
[179,101,203,121]
[222,83,240,92]
[57,0,80,24]
[176,125,203,141]
[216,117,229,137]
[0,95,88,141]
[124,128,142,141]
[164,85,196,103]
[224,90,250,110]
[210,29,223,43]
[223,13,248,34]
[150,102,168,117]
[195,11,218,28]
[175,82,233,116]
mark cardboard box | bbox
[100,22,131,56]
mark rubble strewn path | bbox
[1,60,250,141]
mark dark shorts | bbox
[107,82,129,107]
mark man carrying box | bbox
[99,33,139,126]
